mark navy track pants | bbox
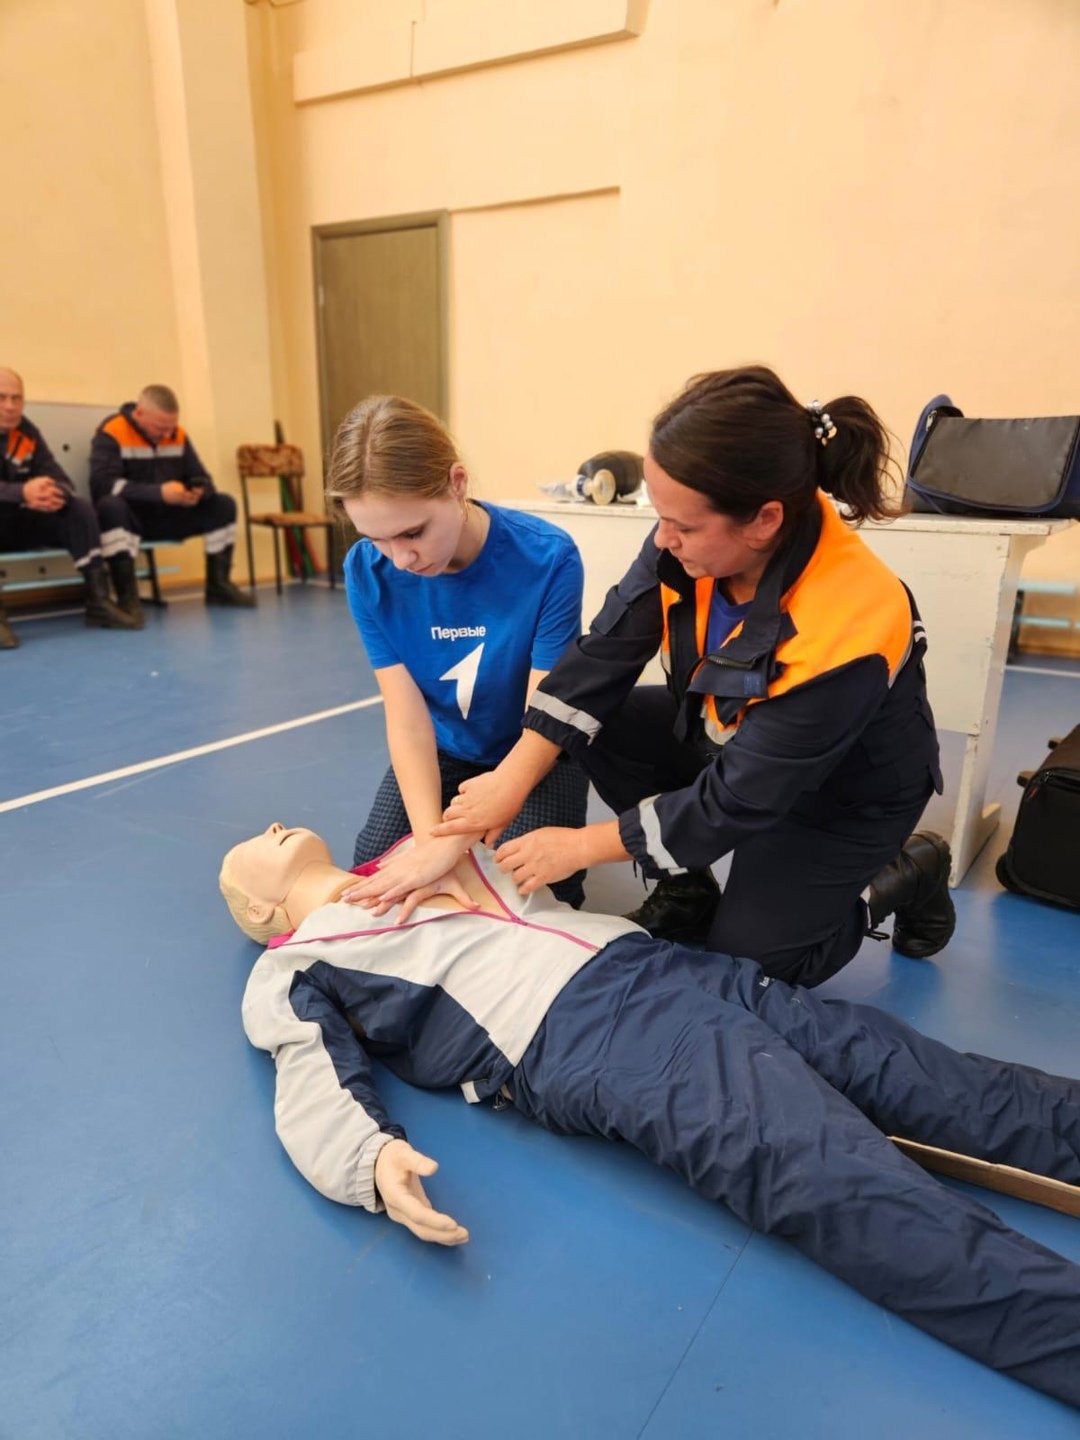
[511,934,1080,1407]
[0,496,103,568]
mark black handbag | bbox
[996,725,1080,910]
[906,394,1080,519]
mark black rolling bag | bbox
[996,725,1080,910]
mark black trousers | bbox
[0,497,103,568]
[581,688,933,986]
[98,491,237,554]
[512,939,1080,1407]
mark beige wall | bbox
[1,0,181,403]
[2,0,273,584]
[5,0,1080,629]
[246,0,1080,645]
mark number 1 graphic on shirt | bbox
[440,643,484,720]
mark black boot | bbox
[625,868,720,943]
[205,546,256,607]
[0,587,18,649]
[107,552,145,629]
[83,561,140,630]
[867,831,956,959]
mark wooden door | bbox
[314,214,447,449]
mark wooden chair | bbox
[236,443,338,595]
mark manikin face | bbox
[133,402,179,444]
[342,467,470,577]
[227,823,333,907]
[644,453,783,583]
[0,371,25,432]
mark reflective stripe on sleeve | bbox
[529,690,602,741]
[638,795,687,875]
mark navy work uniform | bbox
[89,403,239,560]
[525,492,943,987]
[1,416,110,568]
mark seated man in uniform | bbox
[90,383,255,623]
[220,824,1080,1409]
[0,366,137,648]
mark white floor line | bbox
[1005,663,1080,680]
[0,696,384,814]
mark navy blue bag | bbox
[906,394,1080,519]
[996,726,1080,910]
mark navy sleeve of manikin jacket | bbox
[619,655,893,873]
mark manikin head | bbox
[324,394,478,577]
[132,384,181,444]
[0,367,25,432]
[219,822,345,943]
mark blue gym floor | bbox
[1,586,1078,1439]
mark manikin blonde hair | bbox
[219,846,290,944]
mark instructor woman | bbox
[436,366,954,987]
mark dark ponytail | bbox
[815,393,899,524]
[650,365,900,532]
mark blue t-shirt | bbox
[345,503,584,766]
[705,584,752,655]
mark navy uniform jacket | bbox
[89,403,214,506]
[525,493,943,875]
[0,417,73,506]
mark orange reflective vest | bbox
[660,493,916,747]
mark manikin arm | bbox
[243,949,467,1240]
[242,951,403,1208]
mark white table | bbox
[511,499,1071,885]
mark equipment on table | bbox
[906,394,1080,519]
[540,450,645,505]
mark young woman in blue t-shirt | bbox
[326,395,588,918]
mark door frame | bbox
[311,210,451,454]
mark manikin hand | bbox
[374,1139,469,1246]
[22,476,66,512]
[495,827,586,895]
[340,836,481,921]
[434,769,530,848]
